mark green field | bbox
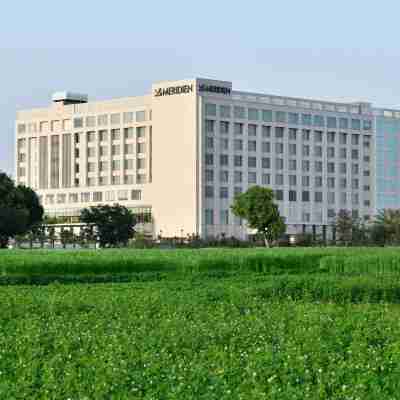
[2,248,400,399]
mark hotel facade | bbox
[15,78,400,240]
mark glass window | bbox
[220,210,229,225]
[289,143,297,155]
[248,140,257,152]
[234,139,243,151]
[205,186,214,198]
[262,142,271,153]
[314,146,322,157]
[74,118,83,128]
[328,177,335,188]
[262,157,270,169]
[234,171,242,183]
[275,190,284,201]
[262,126,271,138]
[248,108,259,121]
[262,173,270,185]
[302,176,310,187]
[315,176,323,187]
[363,120,372,131]
[205,103,217,116]
[123,112,134,124]
[248,172,257,184]
[205,170,214,182]
[339,133,347,145]
[302,160,310,172]
[339,118,348,130]
[314,192,323,202]
[302,145,310,157]
[314,131,323,142]
[275,111,287,123]
[220,154,229,166]
[340,163,347,174]
[327,147,335,158]
[288,113,299,125]
[328,192,335,205]
[220,138,229,150]
[137,143,146,154]
[275,127,284,139]
[219,187,229,199]
[220,105,231,118]
[124,159,134,169]
[302,191,310,202]
[275,158,284,170]
[275,174,284,185]
[205,120,215,133]
[289,159,297,170]
[99,130,108,142]
[262,110,273,122]
[248,124,257,136]
[136,111,146,122]
[275,143,284,154]
[219,170,229,183]
[110,113,121,125]
[289,128,297,141]
[206,136,214,149]
[302,129,310,141]
[248,157,257,168]
[289,175,297,186]
[131,190,141,200]
[351,119,361,130]
[220,121,229,134]
[234,106,246,119]
[111,129,120,141]
[327,132,336,143]
[205,154,214,165]
[314,161,323,172]
[234,123,243,135]
[302,114,312,126]
[124,127,134,139]
[97,114,108,126]
[205,209,214,225]
[289,190,297,201]
[351,134,359,145]
[234,155,242,167]
[327,117,337,129]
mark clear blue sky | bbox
[2,0,400,175]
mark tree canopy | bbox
[230,186,285,247]
[0,172,44,248]
[80,204,136,248]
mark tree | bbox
[80,204,136,248]
[334,209,354,246]
[372,209,400,245]
[0,172,43,248]
[230,186,286,247]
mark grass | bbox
[2,247,400,398]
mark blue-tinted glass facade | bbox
[376,116,400,209]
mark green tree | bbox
[372,209,400,245]
[334,209,354,246]
[0,172,43,248]
[80,204,136,248]
[230,186,285,247]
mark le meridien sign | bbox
[154,83,231,97]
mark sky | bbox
[1,0,400,175]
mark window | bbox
[220,138,229,150]
[205,209,214,225]
[87,131,96,142]
[117,190,128,200]
[220,210,229,225]
[262,157,270,169]
[275,111,287,123]
[289,128,297,141]
[352,149,359,160]
[137,158,146,169]
[248,108,259,121]
[275,190,284,201]
[339,118,348,130]
[234,187,242,196]
[74,118,83,128]
[136,111,146,122]
[86,116,96,127]
[97,114,108,125]
[289,175,297,186]
[137,143,146,154]
[288,113,299,125]
[99,161,108,172]
[340,163,347,174]
[220,154,229,166]
[248,124,257,136]
[302,145,310,157]
[327,117,337,129]
[262,110,273,122]
[327,177,335,188]
[289,190,297,201]
[327,132,336,143]
[262,142,271,153]
[275,127,284,139]
[339,133,347,145]
[137,127,146,138]
[205,186,214,198]
[125,144,134,154]
[314,131,323,142]
[302,114,312,126]
[111,129,121,141]
[327,147,335,158]
[352,179,359,189]
[87,147,96,157]
[205,120,215,133]
[275,174,284,185]
[340,148,347,159]
[313,115,325,127]
[328,209,336,218]
[315,176,323,187]
[220,187,229,199]
[302,129,310,141]
[234,171,243,183]
[363,170,370,177]
[351,119,361,130]
[234,155,242,167]
[248,140,256,152]
[136,174,146,184]
[314,146,322,157]
[124,127,134,139]
[289,159,297,171]
[220,121,229,134]
[220,105,231,118]
[99,130,108,142]
[205,154,214,165]
[327,192,335,204]
[248,172,257,184]
[123,112,134,124]
[124,159,134,169]
[275,158,284,170]
[327,162,335,173]
[302,176,310,187]
[275,142,284,154]
[314,192,323,202]
[205,170,214,182]
[93,192,102,202]
[340,178,347,189]
[248,157,257,168]
[105,191,115,201]
[206,136,214,150]
[352,193,359,205]
[234,123,243,135]
[234,106,246,119]
[302,212,310,222]
[302,160,310,172]
[17,124,26,134]
[352,164,359,174]
[262,173,270,185]
[314,161,322,173]
[234,139,243,151]
[363,120,372,131]
[131,190,141,200]
[364,155,370,162]
[302,191,310,202]
[289,143,296,156]
[112,160,121,170]
[220,170,229,183]
[81,192,90,202]
[110,113,121,125]
[262,126,271,138]
[351,134,359,145]
[112,145,120,156]
[69,193,78,203]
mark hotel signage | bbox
[154,83,231,97]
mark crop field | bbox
[2,248,400,399]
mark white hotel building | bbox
[15,78,376,240]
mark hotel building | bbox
[15,78,393,240]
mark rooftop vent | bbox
[52,91,88,105]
